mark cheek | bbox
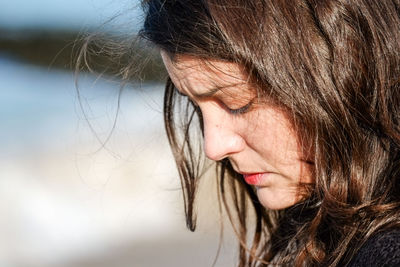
[241,108,312,183]
[243,110,301,163]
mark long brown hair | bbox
[140,0,400,266]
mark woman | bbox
[139,0,400,266]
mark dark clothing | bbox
[348,228,400,267]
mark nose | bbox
[203,115,245,161]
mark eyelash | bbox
[225,101,252,115]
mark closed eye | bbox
[225,99,253,115]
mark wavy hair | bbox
[140,0,400,266]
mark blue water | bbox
[0,0,142,31]
[0,55,163,158]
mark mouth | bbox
[241,173,269,186]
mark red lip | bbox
[243,173,263,185]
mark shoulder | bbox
[348,228,400,267]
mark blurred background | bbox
[0,1,236,266]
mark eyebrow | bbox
[176,86,222,98]
[192,87,222,98]
[192,82,248,98]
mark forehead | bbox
[161,51,248,88]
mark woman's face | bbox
[161,52,312,210]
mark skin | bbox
[161,51,312,210]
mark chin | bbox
[256,187,298,210]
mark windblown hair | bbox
[140,0,400,266]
